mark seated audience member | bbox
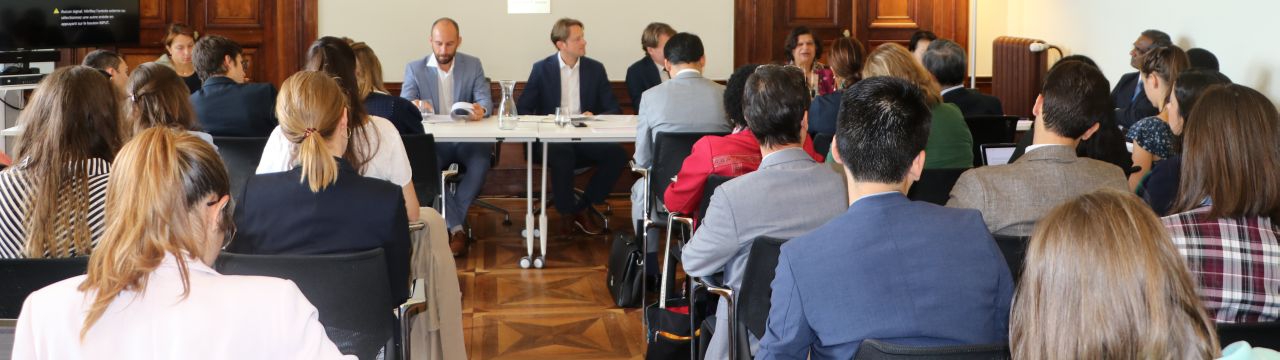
[1188,47,1221,71]
[0,66,125,259]
[1140,70,1231,215]
[1127,45,1189,189]
[125,63,215,146]
[630,32,730,227]
[1113,29,1173,130]
[808,36,866,138]
[625,22,676,109]
[13,127,352,359]
[682,65,848,360]
[948,61,1127,236]
[232,71,411,303]
[1008,55,1133,173]
[149,23,202,93]
[189,35,278,137]
[349,40,423,135]
[1162,84,1280,323]
[908,30,937,63]
[81,49,129,92]
[258,36,420,222]
[517,18,627,235]
[785,26,836,97]
[924,39,1003,116]
[758,76,1012,359]
[862,43,973,169]
[663,64,823,221]
[1010,189,1222,359]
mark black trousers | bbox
[544,142,628,214]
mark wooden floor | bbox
[457,197,645,359]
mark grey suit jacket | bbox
[400,52,493,115]
[682,147,847,359]
[947,145,1128,236]
[633,70,730,168]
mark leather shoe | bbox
[573,210,604,235]
[449,231,469,257]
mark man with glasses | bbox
[1112,29,1173,131]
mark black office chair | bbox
[811,132,834,158]
[634,131,729,275]
[0,257,90,318]
[963,115,1019,167]
[688,236,787,360]
[906,168,970,205]
[215,249,401,360]
[853,339,1011,359]
[441,143,512,228]
[401,134,441,212]
[212,136,269,204]
[1218,321,1280,350]
[992,235,1028,285]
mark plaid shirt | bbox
[1163,206,1280,323]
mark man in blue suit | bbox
[624,22,675,109]
[401,17,494,256]
[189,35,277,137]
[517,18,627,235]
[757,77,1014,359]
[1112,29,1172,131]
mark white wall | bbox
[318,0,734,83]
[973,0,1280,101]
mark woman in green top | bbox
[856,43,973,169]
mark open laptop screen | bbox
[981,143,1017,166]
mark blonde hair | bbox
[348,40,388,100]
[1011,189,1219,359]
[78,127,230,339]
[277,71,347,192]
[862,43,943,105]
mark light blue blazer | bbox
[400,52,493,115]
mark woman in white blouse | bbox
[256,36,420,221]
[12,128,352,360]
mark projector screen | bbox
[0,0,140,50]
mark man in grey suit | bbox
[630,32,731,229]
[947,61,1128,236]
[682,65,847,360]
[400,17,495,255]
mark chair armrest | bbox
[630,160,649,177]
[408,221,426,232]
[669,214,694,228]
[441,163,460,181]
[694,275,732,300]
[397,278,428,360]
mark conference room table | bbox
[422,114,638,269]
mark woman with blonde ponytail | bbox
[231,71,412,303]
[12,127,352,359]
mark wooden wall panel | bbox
[206,0,262,26]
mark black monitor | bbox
[0,0,140,51]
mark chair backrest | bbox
[1217,321,1280,350]
[738,236,789,340]
[695,174,735,226]
[401,134,441,206]
[812,132,835,157]
[214,248,394,359]
[906,168,969,205]
[854,339,1011,359]
[651,131,730,210]
[992,235,1028,284]
[0,257,90,318]
[964,116,1020,167]
[212,136,269,204]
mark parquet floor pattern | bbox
[458,197,645,359]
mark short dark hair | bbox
[663,32,704,65]
[1054,54,1099,70]
[81,49,122,72]
[1186,48,1219,72]
[1141,29,1173,48]
[922,39,965,86]
[836,76,932,183]
[1041,61,1112,139]
[784,27,823,62]
[1173,69,1232,120]
[724,64,761,128]
[908,30,937,52]
[743,65,808,147]
[192,35,242,80]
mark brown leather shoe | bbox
[573,210,604,235]
[449,230,469,257]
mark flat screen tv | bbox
[0,0,140,51]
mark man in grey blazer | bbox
[400,17,495,255]
[630,32,731,231]
[681,65,847,360]
[948,61,1127,236]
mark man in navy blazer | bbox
[624,22,675,109]
[923,40,1004,117]
[400,18,495,255]
[189,35,277,137]
[517,18,627,235]
[757,77,1014,360]
[1112,29,1172,131]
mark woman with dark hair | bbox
[125,62,214,146]
[1127,45,1189,189]
[0,66,126,259]
[784,26,836,98]
[807,36,866,146]
[1162,84,1280,323]
[1139,70,1231,215]
[349,39,424,135]
[148,23,202,93]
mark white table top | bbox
[421,115,539,142]
[421,114,637,143]
[536,115,637,143]
[0,84,39,91]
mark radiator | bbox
[992,36,1050,118]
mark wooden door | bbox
[856,0,968,51]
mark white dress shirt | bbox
[941,84,964,96]
[557,52,581,115]
[428,54,453,115]
[13,254,353,359]
[656,62,670,83]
